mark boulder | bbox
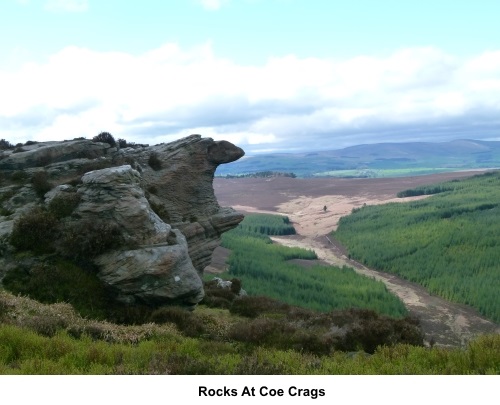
[74,165,171,246]
[95,230,203,306]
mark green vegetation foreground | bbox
[0,291,498,374]
[334,171,500,323]
[0,323,498,374]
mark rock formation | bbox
[0,135,244,308]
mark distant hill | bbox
[215,139,500,178]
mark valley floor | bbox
[212,171,500,347]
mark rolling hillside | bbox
[215,139,500,178]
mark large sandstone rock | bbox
[71,165,201,306]
[95,230,203,306]
[0,140,112,170]
[75,165,171,246]
[137,135,245,273]
[0,135,244,308]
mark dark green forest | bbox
[232,213,297,235]
[334,171,500,323]
[219,214,408,317]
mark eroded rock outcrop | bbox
[136,136,245,272]
[0,135,244,308]
[75,165,171,246]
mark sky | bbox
[1,0,500,154]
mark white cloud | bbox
[44,0,88,12]
[1,43,500,151]
[197,0,229,11]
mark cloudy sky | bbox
[1,0,500,154]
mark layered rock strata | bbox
[0,135,244,307]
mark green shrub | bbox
[0,139,14,150]
[226,306,424,355]
[292,330,337,355]
[163,352,215,374]
[334,310,424,354]
[23,315,69,337]
[92,132,116,147]
[200,282,236,309]
[200,296,232,309]
[31,171,52,197]
[104,304,153,326]
[0,207,13,216]
[48,193,81,219]
[59,220,123,260]
[234,353,288,375]
[2,260,110,320]
[230,278,242,294]
[229,317,297,347]
[228,315,335,355]
[201,278,244,309]
[148,152,162,171]
[149,306,205,337]
[0,188,17,203]
[10,207,58,253]
[230,295,292,318]
[0,300,7,320]
[203,288,236,302]
[11,171,29,183]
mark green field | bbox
[312,167,460,178]
[334,171,500,323]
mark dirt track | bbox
[212,171,500,347]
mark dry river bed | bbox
[272,233,499,348]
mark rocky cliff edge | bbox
[0,135,244,308]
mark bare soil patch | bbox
[211,171,500,347]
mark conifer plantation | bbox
[334,171,500,323]
[220,214,408,317]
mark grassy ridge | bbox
[334,171,500,323]
[220,214,408,318]
[0,288,496,375]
